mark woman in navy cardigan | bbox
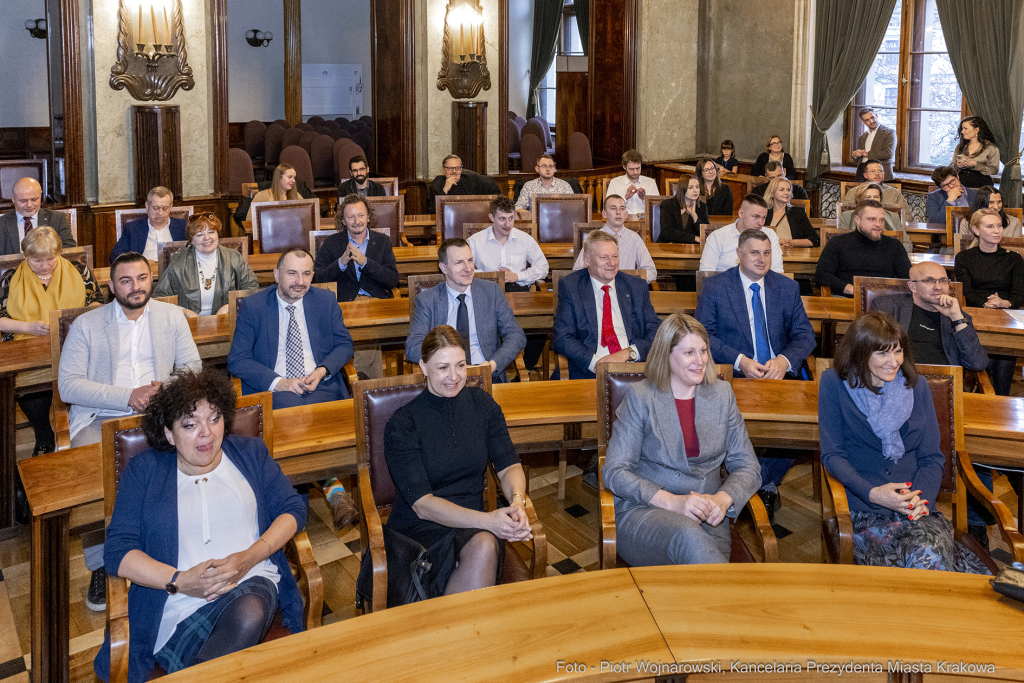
[94,368,307,683]
[818,311,988,573]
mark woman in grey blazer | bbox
[603,313,761,565]
[154,214,258,316]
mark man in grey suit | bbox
[405,238,526,382]
[852,107,896,182]
[0,177,76,255]
[58,251,201,611]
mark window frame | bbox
[843,0,968,176]
[536,1,581,123]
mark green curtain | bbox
[576,0,589,55]
[935,0,1024,208]
[527,0,563,119]
[805,0,898,190]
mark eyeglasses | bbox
[939,179,959,191]
[770,141,783,146]
[444,165,463,172]
[537,164,556,170]
[910,277,950,286]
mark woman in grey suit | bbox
[603,313,761,565]
[154,213,258,316]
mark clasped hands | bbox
[276,366,327,395]
[624,184,646,201]
[658,489,732,526]
[487,500,533,542]
[738,354,789,380]
[175,548,262,601]
[869,482,929,521]
[338,242,367,268]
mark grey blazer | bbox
[0,208,76,255]
[603,379,761,545]
[857,124,896,181]
[405,278,526,382]
[58,300,202,432]
[869,293,989,372]
[153,244,259,315]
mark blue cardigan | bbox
[94,435,307,683]
[818,369,945,513]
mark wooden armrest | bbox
[391,288,402,299]
[959,450,1024,563]
[649,279,660,291]
[522,496,548,579]
[400,236,414,247]
[744,494,779,563]
[343,360,359,388]
[108,577,131,683]
[50,392,71,451]
[536,281,548,292]
[975,370,996,395]
[287,530,324,630]
[819,285,832,298]
[357,465,388,613]
[599,485,617,570]
[821,469,854,564]
[511,351,530,382]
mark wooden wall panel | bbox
[588,0,637,165]
[555,71,589,168]
[371,0,416,181]
[210,0,230,194]
[284,0,302,125]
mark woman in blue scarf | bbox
[818,310,988,573]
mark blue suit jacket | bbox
[227,285,354,397]
[110,217,188,262]
[553,269,661,379]
[925,187,976,224]
[694,267,816,377]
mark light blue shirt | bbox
[350,232,371,297]
[736,270,789,373]
[445,283,483,364]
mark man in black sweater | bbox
[336,155,387,202]
[815,200,911,296]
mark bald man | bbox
[0,177,76,255]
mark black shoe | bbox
[757,490,781,525]
[967,524,990,551]
[14,480,30,526]
[86,568,106,612]
[32,441,55,457]
[581,471,599,491]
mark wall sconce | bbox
[110,0,194,101]
[437,0,490,99]
[245,29,273,47]
[25,19,47,39]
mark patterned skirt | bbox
[154,576,278,674]
[850,509,990,574]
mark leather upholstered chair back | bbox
[407,271,505,319]
[114,207,194,241]
[279,146,315,189]
[243,121,266,161]
[251,198,320,253]
[568,132,593,170]
[645,195,670,243]
[157,237,249,277]
[229,148,256,195]
[365,195,404,248]
[534,195,592,243]
[519,133,544,173]
[435,195,497,242]
[264,124,285,167]
[853,276,963,317]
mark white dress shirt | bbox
[155,452,280,653]
[735,270,789,372]
[14,212,37,247]
[698,223,784,274]
[445,283,483,364]
[143,220,175,261]
[270,291,316,389]
[467,226,549,286]
[69,303,157,438]
[587,276,636,372]
[861,127,878,164]
[606,174,660,217]
[572,224,657,282]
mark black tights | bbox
[987,356,1016,397]
[195,589,278,664]
[17,390,54,451]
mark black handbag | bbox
[991,563,1024,603]
[356,525,432,609]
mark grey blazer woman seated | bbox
[603,314,761,565]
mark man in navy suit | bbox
[405,237,525,382]
[109,186,188,262]
[227,248,354,409]
[553,230,661,381]
[695,228,816,521]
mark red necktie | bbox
[601,285,622,354]
[24,217,32,235]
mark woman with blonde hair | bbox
[603,313,761,565]
[245,164,301,221]
[762,176,818,248]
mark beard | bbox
[114,286,152,310]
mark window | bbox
[846,0,966,174]
[537,1,583,124]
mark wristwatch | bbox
[316,365,330,379]
[165,570,181,595]
[628,346,639,362]
[953,318,970,328]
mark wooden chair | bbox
[644,195,671,243]
[946,206,972,247]
[365,195,408,248]
[48,305,94,450]
[532,194,592,243]
[596,362,777,569]
[461,222,491,240]
[821,364,1024,567]
[790,198,811,216]
[241,183,259,199]
[694,270,720,298]
[155,237,249,278]
[572,221,645,257]
[698,222,728,246]
[373,177,399,196]
[952,233,1024,257]
[354,370,547,613]
[816,229,904,297]
[103,392,324,683]
[839,181,901,200]
[55,207,79,243]
[599,177,611,211]
[113,206,195,242]
[662,177,680,197]
[251,198,320,254]
[434,195,498,243]
[0,159,47,210]
[0,246,94,281]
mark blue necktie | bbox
[750,283,770,364]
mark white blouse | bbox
[154,452,279,654]
[195,250,219,316]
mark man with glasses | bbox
[337,155,386,200]
[110,186,186,262]
[427,154,501,213]
[927,165,977,224]
[842,160,910,217]
[514,153,574,217]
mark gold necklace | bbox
[197,257,215,290]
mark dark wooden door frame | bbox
[211,0,229,195]
[498,0,508,176]
[49,0,85,206]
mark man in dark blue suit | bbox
[553,230,661,381]
[227,248,354,409]
[695,228,816,521]
[109,186,188,262]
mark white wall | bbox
[227,0,285,122]
[507,0,532,118]
[0,0,50,128]
[301,0,371,117]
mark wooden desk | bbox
[164,564,1024,682]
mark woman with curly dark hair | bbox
[953,116,1000,188]
[94,368,307,683]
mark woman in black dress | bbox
[696,158,733,216]
[751,135,797,180]
[384,325,532,597]
[658,175,707,243]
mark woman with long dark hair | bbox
[953,117,1000,189]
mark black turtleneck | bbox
[815,229,911,295]
[383,385,519,543]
